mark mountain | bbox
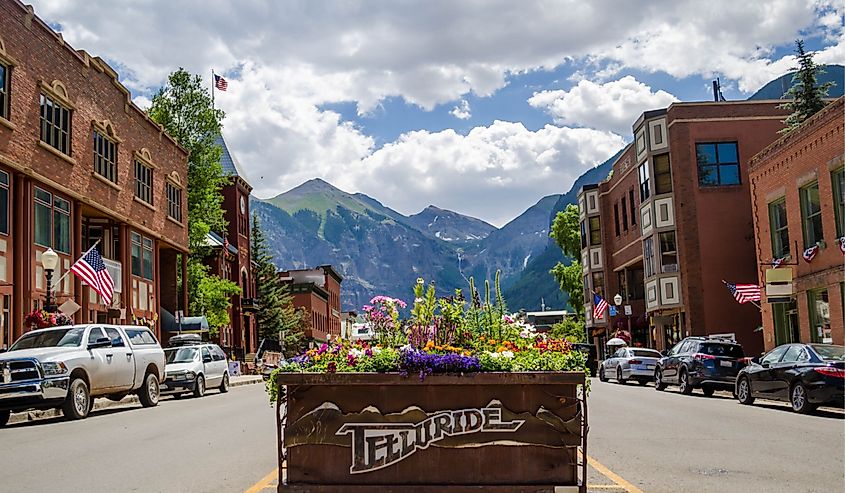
[747,64,843,100]
[407,205,495,245]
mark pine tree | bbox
[780,40,834,132]
[251,213,305,356]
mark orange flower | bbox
[424,340,435,350]
[497,346,507,353]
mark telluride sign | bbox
[337,406,524,473]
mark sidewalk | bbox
[7,374,264,425]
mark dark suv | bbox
[655,337,745,396]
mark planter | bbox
[275,372,587,492]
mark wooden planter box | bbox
[275,372,587,492]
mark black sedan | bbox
[735,343,845,414]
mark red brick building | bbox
[279,266,342,343]
[203,135,257,357]
[579,100,790,356]
[0,0,189,347]
[749,96,844,350]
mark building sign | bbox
[765,268,794,303]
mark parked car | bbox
[0,325,165,426]
[735,343,845,414]
[572,343,598,377]
[654,336,745,396]
[162,343,230,398]
[599,347,662,384]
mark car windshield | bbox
[810,344,845,361]
[165,347,198,364]
[631,349,661,358]
[9,327,86,350]
[700,343,744,358]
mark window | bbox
[772,300,799,346]
[627,268,645,300]
[696,142,739,186]
[621,197,628,231]
[40,94,72,155]
[131,232,154,280]
[134,159,153,205]
[580,220,587,249]
[592,271,605,297]
[629,190,637,225]
[653,154,672,194]
[166,182,182,222]
[103,327,125,348]
[34,187,70,253]
[87,327,106,345]
[643,237,655,278]
[613,203,620,236]
[659,231,678,273]
[0,170,8,235]
[617,271,627,301]
[93,130,117,182]
[832,167,844,237]
[700,343,744,358]
[761,345,788,365]
[799,181,823,248]
[201,346,211,361]
[589,216,601,245]
[768,199,790,258]
[781,345,809,363]
[125,328,158,345]
[0,62,8,120]
[638,162,650,201]
[807,288,831,344]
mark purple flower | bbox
[399,349,480,380]
[317,343,328,355]
[291,354,310,365]
[347,354,357,366]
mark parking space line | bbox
[244,468,278,493]
[588,486,627,490]
[586,454,645,493]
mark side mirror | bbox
[661,350,669,357]
[203,355,212,363]
[88,337,111,350]
[751,356,761,365]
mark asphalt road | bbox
[587,378,845,493]
[0,383,278,493]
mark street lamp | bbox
[613,293,623,306]
[42,248,59,313]
[614,293,632,344]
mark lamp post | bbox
[614,293,632,343]
[42,248,59,313]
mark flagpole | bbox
[211,69,215,110]
[51,239,101,289]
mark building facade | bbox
[0,0,189,347]
[749,96,844,350]
[279,266,342,343]
[579,101,790,356]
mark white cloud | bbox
[528,76,679,135]
[450,99,472,120]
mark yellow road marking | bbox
[588,485,627,489]
[244,468,278,493]
[586,454,645,493]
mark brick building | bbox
[0,0,189,347]
[579,100,790,356]
[748,96,844,350]
[279,266,342,343]
[203,135,257,357]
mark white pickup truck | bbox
[0,324,165,426]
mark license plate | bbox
[646,364,655,369]
[720,360,733,367]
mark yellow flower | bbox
[424,340,435,350]
[463,351,471,356]
[497,346,507,353]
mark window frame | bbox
[643,237,655,278]
[832,167,844,238]
[589,216,601,246]
[696,142,740,187]
[799,181,823,249]
[134,159,154,205]
[0,169,8,236]
[613,203,620,237]
[621,196,629,231]
[0,62,9,121]
[629,189,637,225]
[653,153,672,194]
[93,128,117,183]
[768,198,790,259]
[658,231,678,273]
[33,186,71,254]
[638,162,650,201]
[130,231,155,280]
[166,181,182,222]
[40,93,72,156]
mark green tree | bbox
[149,68,239,334]
[780,39,834,132]
[549,204,584,319]
[251,214,306,356]
[549,317,587,343]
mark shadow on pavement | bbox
[5,405,145,429]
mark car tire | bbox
[679,369,693,395]
[219,373,230,393]
[138,372,160,408]
[193,375,206,398]
[62,377,91,420]
[737,376,755,405]
[654,369,667,391]
[701,386,715,397]
[616,367,627,384]
[637,379,648,386]
[0,409,10,427]
[599,367,607,382]
[173,392,184,400]
[790,382,816,414]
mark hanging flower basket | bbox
[24,309,73,330]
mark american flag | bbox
[71,248,114,305]
[214,74,228,91]
[726,282,761,304]
[593,292,609,320]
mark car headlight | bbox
[185,371,196,380]
[41,361,69,376]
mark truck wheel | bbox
[0,409,10,427]
[138,372,160,408]
[62,378,91,420]
[193,375,206,398]
[219,373,230,393]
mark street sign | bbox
[609,306,618,317]
[624,305,632,316]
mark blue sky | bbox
[32,1,845,226]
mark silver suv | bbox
[162,344,230,398]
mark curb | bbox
[7,376,264,426]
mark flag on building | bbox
[726,282,761,304]
[214,74,228,91]
[802,245,819,263]
[70,248,115,305]
[839,237,845,254]
[771,256,787,268]
[593,292,609,320]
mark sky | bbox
[31,0,845,227]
